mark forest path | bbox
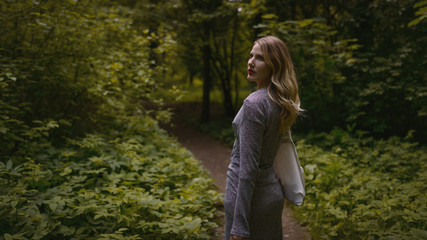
[160,102,312,240]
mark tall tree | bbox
[168,0,252,120]
[168,0,222,122]
[259,0,427,141]
[209,2,245,117]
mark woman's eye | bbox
[249,54,264,61]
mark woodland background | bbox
[0,0,426,239]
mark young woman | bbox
[224,36,303,240]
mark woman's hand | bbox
[230,235,249,240]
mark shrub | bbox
[0,115,222,239]
[293,130,427,239]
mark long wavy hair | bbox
[254,36,303,133]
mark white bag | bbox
[273,132,305,206]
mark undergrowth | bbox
[295,129,427,239]
[0,114,223,240]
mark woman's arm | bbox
[230,234,250,240]
[230,99,265,238]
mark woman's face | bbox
[247,43,271,89]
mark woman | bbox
[224,36,303,240]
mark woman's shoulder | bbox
[244,88,270,107]
[246,87,267,101]
[242,88,275,117]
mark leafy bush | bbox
[0,114,222,240]
[0,0,169,144]
[0,2,221,238]
[293,129,427,239]
[199,119,236,147]
[256,10,427,142]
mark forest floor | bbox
[159,102,312,240]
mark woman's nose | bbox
[248,58,254,67]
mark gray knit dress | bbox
[224,88,284,240]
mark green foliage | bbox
[292,130,427,239]
[251,1,427,142]
[199,118,236,147]
[343,1,427,139]
[0,0,170,141]
[0,1,221,239]
[408,0,427,26]
[0,114,222,239]
[335,0,427,141]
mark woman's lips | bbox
[248,69,255,75]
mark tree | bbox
[209,2,248,117]
[0,0,167,159]
[167,0,223,122]
[257,0,427,141]
[167,0,258,120]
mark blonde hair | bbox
[254,36,303,133]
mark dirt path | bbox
[160,103,312,240]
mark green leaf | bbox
[184,218,202,233]
[6,160,12,170]
[49,202,57,212]
[60,167,72,177]
[0,126,8,134]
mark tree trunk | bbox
[234,72,239,111]
[201,43,211,123]
[221,77,235,117]
[189,71,194,86]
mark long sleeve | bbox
[230,99,265,238]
